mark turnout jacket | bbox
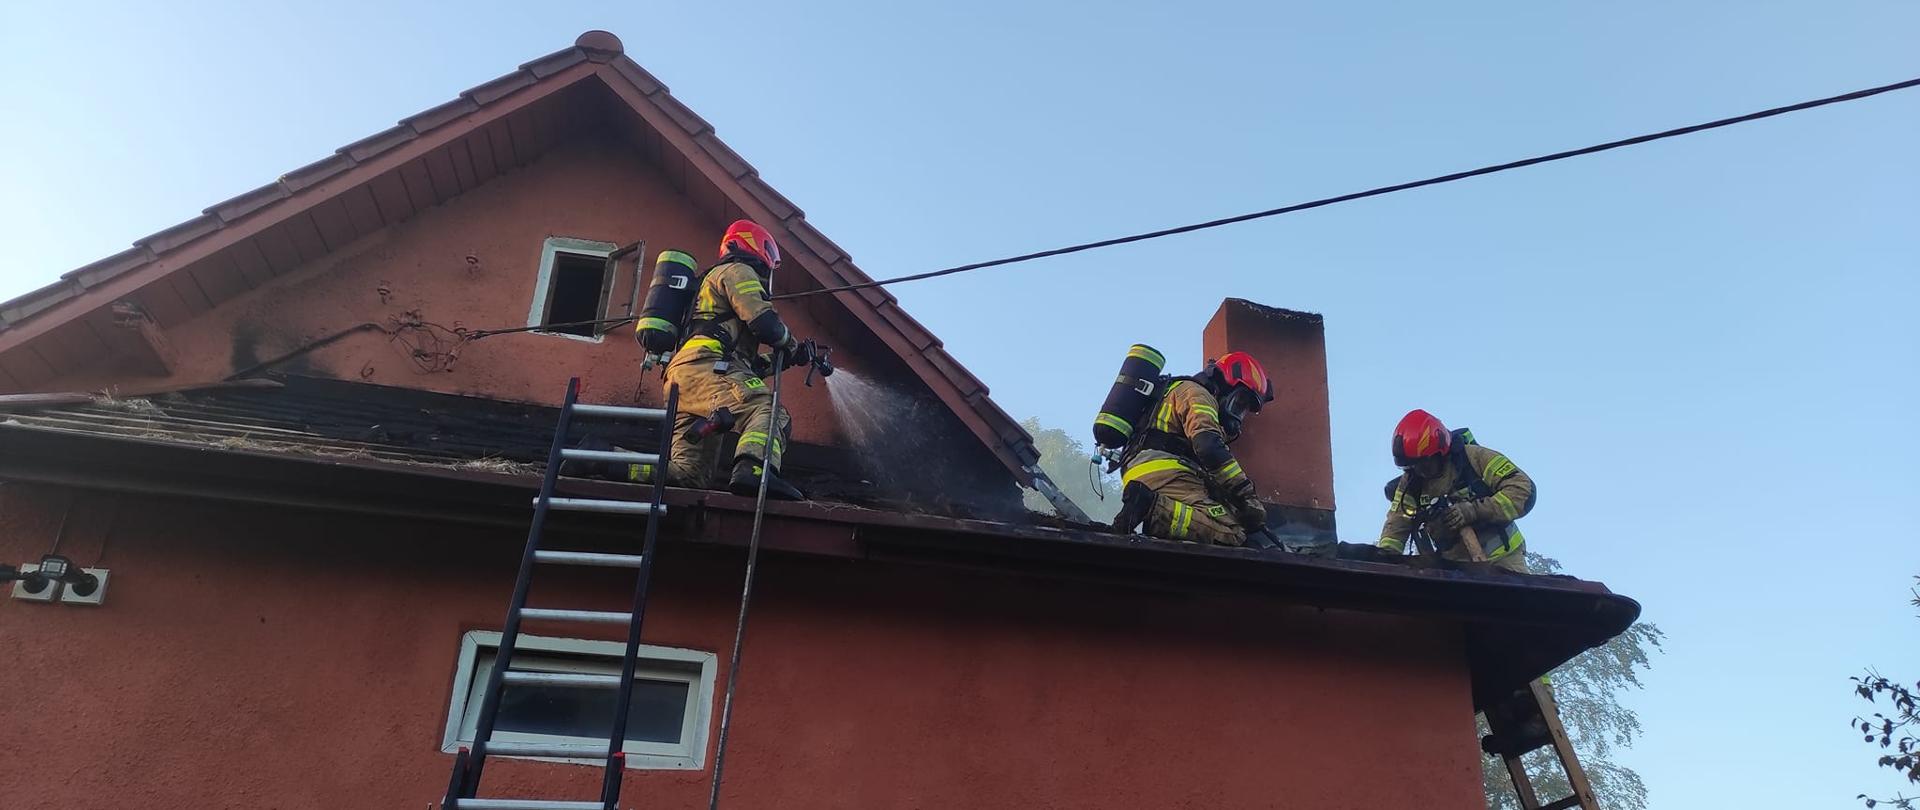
[1121,380,1252,493]
[1378,443,1535,561]
[673,260,796,367]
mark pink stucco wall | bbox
[0,483,1484,809]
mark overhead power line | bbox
[775,75,1920,301]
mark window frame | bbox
[441,631,718,770]
[526,237,620,343]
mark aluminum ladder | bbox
[1455,526,1602,810]
[442,377,679,810]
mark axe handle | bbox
[1458,525,1489,562]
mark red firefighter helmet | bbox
[1212,351,1274,411]
[1206,351,1274,441]
[1391,409,1451,468]
[718,219,781,270]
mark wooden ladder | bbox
[1457,526,1602,810]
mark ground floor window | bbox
[441,631,716,770]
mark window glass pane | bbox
[544,252,608,336]
[493,675,690,745]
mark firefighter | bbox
[1111,352,1275,546]
[1376,409,1534,572]
[664,219,819,500]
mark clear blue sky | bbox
[3,2,1915,806]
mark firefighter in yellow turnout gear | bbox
[1377,409,1535,572]
[660,220,821,500]
[1111,352,1275,547]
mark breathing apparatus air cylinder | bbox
[634,250,700,355]
[1092,344,1167,451]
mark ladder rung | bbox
[481,741,612,759]
[453,800,603,810]
[519,608,633,624]
[1540,797,1584,810]
[568,403,667,421]
[559,448,661,465]
[537,497,664,515]
[503,671,623,689]
[533,550,647,568]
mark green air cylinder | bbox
[1092,343,1166,450]
[634,249,700,354]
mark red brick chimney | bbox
[1202,299,1336,519]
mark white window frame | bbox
[526,237,619,343]
[441,631,717,770]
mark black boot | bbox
[729,458,804,501]
[1111,480,1154,534]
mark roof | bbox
[0,30,1041,489]
[0,381,1639,709]
[0,374,997,519]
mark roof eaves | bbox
[652,94,714,137]
[279,153,357,192]
[519,46,590,79]
[133,214,223,255]
[610,58,668,96]
[460,70,538,106]
[336,124,417,162]
[60,246,155,288]
[402,97,483,135]
[693,132,756,181]
[203,182,292,224]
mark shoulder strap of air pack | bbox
[1120,376,1195,463]
[1449,428,1494,498]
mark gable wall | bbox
[43,135,892,453]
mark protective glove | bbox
[1220,474,1257,506]
[781,339,817,371]
[1438,499,1487,531]
[1233,499,1267,532]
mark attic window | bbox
[528,237,618,340]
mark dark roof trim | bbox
[0,418,1638,708]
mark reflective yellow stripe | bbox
[734,280,764,295]
[636,317,677,333]
[1152,381,1185,431]
[1122,458,1193,486]
[1171,502,1192,538]
[1379,536,1406,553]
[1483,455,1516,480]
[1094,412,1134,438]
[739,431,768,447]
[683,337,726,354]
[1493,491,1519,520]
[1487,527,1523,560]
[1127,345,1165,366]
[1190,403,1218,421]
[656,249,698,270]
[695,281,719,314]
[1214,459,1243,481]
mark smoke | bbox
[821,369,1017,517]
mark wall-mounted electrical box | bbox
[9,563,56,603]
[58,568,109,606]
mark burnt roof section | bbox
[0,30,1040,489]
[0,374,1011,519]
[0,387,1639,709]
